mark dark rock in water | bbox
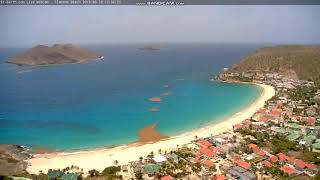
[6,44,100,66]
[0,144,32,176]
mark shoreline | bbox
[26,83,275,174]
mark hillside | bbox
[6,44,100,66]
[226,45,320,85]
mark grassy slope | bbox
[228,45,320,85]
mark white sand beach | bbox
[26,83,275,174]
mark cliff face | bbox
[6,44,100,66]
[226,45,320,84]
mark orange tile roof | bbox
[198,140,212,148]
[294,159,306,169]
[259,116,270,122]
[248,144,258,149]
[203,160,215,167]
[211,146,226,154]
[215,174,226,180]
[161,175,174,180]
[271,109,282,116]
[258,108,266,113]
[243,120,252,125]
[261,161,273,167]
[280,165,296,175]
[200,147,216,157]
[277,153,289,161]
[235,160,251,170]
[233,124,243,130]
[269,155,279,163]
[305,163,318,170]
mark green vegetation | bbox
[227,45,320,85]
[101,166,122,179]
[191,162,202,173]
[289,86,319,105]
[297,150,320,165]
[174,149,195,159]
[271,135,299,153]
[265,167,288,179]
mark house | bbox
[287,131,302,141]
[161,175,174,180]
[271,109,283,117]
[61,173,80,180]
[153,155,167,164]
[280,165,296,176]
[234,160,251,170]
[233,124,243,131]
[47,170,64,180]
[202,160,215,168]
[312,143,320,152]
[166,153,179,163]
[261,161,272,167]
[277,153,289,162]
[227,166,256,180]
[199,147,215,157]
[197,140,212,148]
[214,174,226,180]
[306,107,317,116]
[269,155,279,163]
[143,164,161,175]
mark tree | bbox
[135,170,143,180]
[88,169,100,177]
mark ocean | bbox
[0,43,262,150]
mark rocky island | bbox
[6,44,102,66]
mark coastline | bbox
[26,83,275,174]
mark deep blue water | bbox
[0,44,262,150]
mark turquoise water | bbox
[0,44,261,150]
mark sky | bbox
[0,5,319,47]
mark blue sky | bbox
[0,6,319,47]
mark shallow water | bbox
[0,43,262,150]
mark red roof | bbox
[233,124,243,130]
[280,165,296,175]
[287,156,296,164]
[249,144,258,149]
[269,155,279,163]
[203,160,215,167]
[243,120,252,125]
[161,175,174,180]
[277,153,289,161]
[261,161,273,167]
[306,163,318,170]
[215,174,226,180]
[294,159,306,169]
[259,116,270,122]
[211,146,226,154]
[235,160,251,170]
[271,109,282,116]
[200,147,215,157]
[258,108,266,113]
[197,140,212,148]
[306,117,316,125]
[253,149,266,157]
